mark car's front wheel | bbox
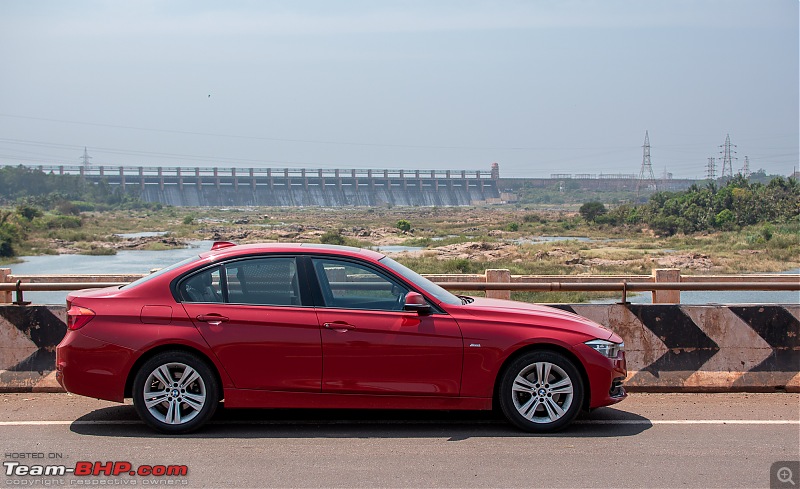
[132,351,219,434]
[498,350,584,433]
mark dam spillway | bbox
[36,165,502,207]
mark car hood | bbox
[454,297,616,341]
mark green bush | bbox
[16,205,42,221]
[760,224,774,242]
[55,201,80,216]
[396,220,411,233]
[579,202,607,222]
[0,224,17,257]
[441,258,475,274]
[46,215,82,229]
[320,229,346,246]
[714,209,736,230]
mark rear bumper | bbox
[56,330,134,402]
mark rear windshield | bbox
[122,256,201,289]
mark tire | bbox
[132,351,219,434]
[498,350,584,433]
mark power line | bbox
[0,113,634,152]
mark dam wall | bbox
[36,165,502,207]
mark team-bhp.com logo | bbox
[5,460,188,485]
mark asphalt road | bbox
[1,393,798,488]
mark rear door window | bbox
[181,267,223,303]
[224,257,300,306]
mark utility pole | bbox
[707,157,716,180]
[636,131,657,199]
[719,134,736,179]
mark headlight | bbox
[585,339,624,358]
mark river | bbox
[5,243,799,306]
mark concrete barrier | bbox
[1,304,797,393]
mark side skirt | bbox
[224,389,492,411]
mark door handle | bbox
[196,314,229,325]
[323,321,355,331]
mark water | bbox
[512,236,623,244]
[514,236,592,244]
[8,241,213,305]
[592,268,800,305]
[374,245,424,253]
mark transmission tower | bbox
[740,156,750,178]
[706,157,716,180]
[719,134,737,179]
[636,131,657,198]
[80,147,92,167]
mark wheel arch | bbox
[492,343,591,412]
[124,344,224,399]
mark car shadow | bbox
[69,404,652,439]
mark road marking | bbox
[576,420,799,425]
[0,419,797,427]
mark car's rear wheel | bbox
[132,351,219,434]
[498,350,584,433]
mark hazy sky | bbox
[0,1,797,179]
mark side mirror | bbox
[403,291,431,314]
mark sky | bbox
[0,0,797,179]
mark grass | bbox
[140,242,180,251]
[79,246,117,256]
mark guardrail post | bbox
[485,269,511,300]
[0,268,10,303]
[653,268,681,303]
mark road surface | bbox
[1,393,798,488]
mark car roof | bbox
[198,242,386,262]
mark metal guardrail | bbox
[437,281,800,304]
[1,279,797,306]
[0,281,127,305]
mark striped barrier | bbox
[0,304,798,393]
[0,306,66,392]
[551,304,800,392]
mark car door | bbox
[310,257,463,396]
[180,256,322,391]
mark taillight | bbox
[67,306,96,330]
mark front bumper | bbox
[574,344,627,408]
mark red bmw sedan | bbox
[57,243,626,433]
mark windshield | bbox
[122,256,201,289]
[379,256,462,306]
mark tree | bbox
[579,202,607,222]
